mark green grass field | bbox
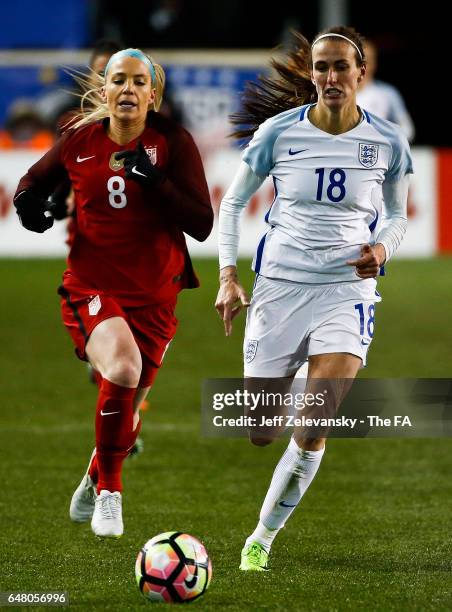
[1,257,451,611]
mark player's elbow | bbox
[189,207,214,242]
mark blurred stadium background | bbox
[1,1,451,610]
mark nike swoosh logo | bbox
[184,575,198,589]
[132,166,147,177]
[288,148,308,156]
[279,501,297,508]
[76,155,95,162]
[100,410,120,416]
[361,340,370,346]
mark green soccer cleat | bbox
[239,542,269,571]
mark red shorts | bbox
[58,284,178,388]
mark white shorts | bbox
[243,275,382,377]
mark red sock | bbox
[88,370,102,482]
[95,379,136,493]
[89,406,143,484]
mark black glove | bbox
[14,191,54,233]
[115,141,164,187]
[45,194,69,220]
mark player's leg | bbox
[84,316,142,537]
[242,354,361,570]
[72,384,151,524]
[88,382,150,470]
[241,281,375,569]
[240,277,310,570]
[85,297,176,494]
[127,386,151,458]
[86,378,148,482]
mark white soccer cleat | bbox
[91,490,123,538]
[69,449,97,523]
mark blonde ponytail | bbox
[152,61,166,112]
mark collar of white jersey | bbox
[300,103,370,125]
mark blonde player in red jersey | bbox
[14,48,213,538]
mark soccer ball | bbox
[135,531,212,603]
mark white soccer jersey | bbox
[241,103,413,284]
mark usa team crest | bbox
[358,143,379,168]
[145,147,157,165]
[245,339,258,363]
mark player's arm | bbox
[116,131,213,242]
[14,136,69,232]
[215,161,266,336]
[376,175,409,261]
[46,179,74,220]
[347,175,409,278]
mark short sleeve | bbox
[387,131,413,181]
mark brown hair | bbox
[230,26,365,140]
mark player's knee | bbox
[293,434,326,451]
[249,435,274,447]
[104,358,142,388]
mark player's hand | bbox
[215,268,250,336]
[14,190,54,233]
[115,141,164,186]
[346,244,386,279]
[45,194,69,220]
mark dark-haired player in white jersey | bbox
[216,26,412,571]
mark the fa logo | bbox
[145,147,157,165]
[245,339,258,363]
[358,143,379,168]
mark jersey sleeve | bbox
[218,161,266,268]
[242,118,278,177]
[156,127,213,241]
[386,130,413,181]
[377,175,409,261]
[15,131,70,199]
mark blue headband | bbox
[104,48,156,83]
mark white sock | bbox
[246,437,325,551]
[245,520,278,552]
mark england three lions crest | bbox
[245,339,258,363]
[358,143,379,168]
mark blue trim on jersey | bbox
[299,105,309,121]
[254,232,268,273]
[362,109,371,123]
[265,176,277,223]
[380,265,385,276]
[368,211,379,233]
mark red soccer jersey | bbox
[16,113,213,306]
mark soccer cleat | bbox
[239,542,269,571]
[91,490,123,538]
[69,449,97,522]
